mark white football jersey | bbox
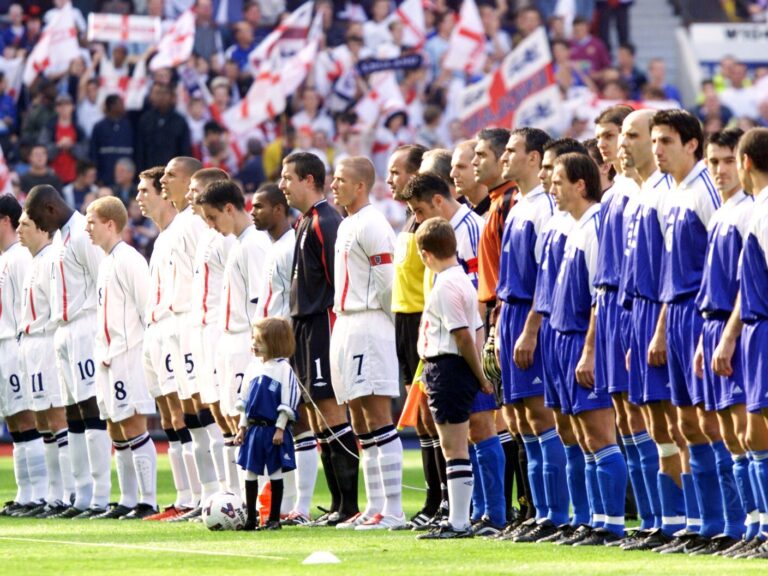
[0,241,31,339]
[168,206,208,314]
[95,241,149,362]
[333,204,396,314]
[191,227,235,328]
[50,211,103,324]
[20,243,56,336]
[221,225,271,333]
[258,228,295,319]
[146,224,174,325]
[418,264,483,358]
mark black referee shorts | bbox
[395,312,422,385]
[291,311,335,402]
[422,354,479,425]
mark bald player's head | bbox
[24,184,72,233]
[338,156,376,192]
[161,156,204,208]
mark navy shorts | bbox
[701,316,746,411]
[238,425,296,475]
[742,321,768,414]
[629,298,671,405]
[595,289,629,395]
[423,355,478,424]
[292,311,335,401]
[666,298,704,408]
[498,301,545,404]
[540,318,562,411]
[552,330,613,416]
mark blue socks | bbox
[658,472,686,536]
[595,444,628,537]
[734,454,759,540]
[635,432,662,528]
[622,433,654,530]
[522,434,546,520]
[681,472,702,534]
[688,443,723,537]
[469,444,483,522]
[538,428,569,526]
[475,436,506,527]
[752,450,768,537]
[564,443,590,526]
[711,441,745,540]
[585,453,604,528]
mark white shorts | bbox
[330,310,400,404]
[54,312,98,405]
[0,338,30,417]
[20,333,63,412]
[220,330,253,417]
[191,323,224,405]
[143,319,176,399]
[164,312,198,400]
[96,345,156,423]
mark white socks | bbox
[85,427,112,509]
[375,427,404,519]
[114,442,139,509]
[130,432,157,508]
[167,439,193,509]
[67,429,93,510]
[293,432,318,517]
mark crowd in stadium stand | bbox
[2,0,768,256]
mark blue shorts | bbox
[471,391,498,413]
[742,321,768,414]
[540,318,562,411]
[701,316,746,411]
[595,289,629,395]
[238,425,296,475]
[423,355,478,424]
[499,301,545,404]
[666,298,704,408]
[619,307,632,357]
[552,330,613,415]
[629,298,671,405]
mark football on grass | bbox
[202,491,247,531]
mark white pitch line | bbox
[0,536,288,560]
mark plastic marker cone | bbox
[303,551,341,564]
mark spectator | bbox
[290,87,335,139]
[480,4,512,66]
[21,80,56,144]
[694,79,734,126]
[424,10,454,83]
[123,197,159,258]
[2,4,27,51]
[193,0,225,63]
[415,104,445,149]
[616,43,646,100]
[0,72,17,146]
[512,6,543,47]
[596,0,633,54]
[90,94,135,186]
[200,120,237,172]
[135,82,192,170]
[77,78,104,139]
[39,93,87,185]
[363,0,394,50]
[19,144,63,194]
[61,159,98,211]
[569,16,611,81]
[112,157,136,205]
[253,0,285,26]
[186,95,210,152]
[241,1,272,43]
[45,0,87,34]
[223,22,257,71]
[720,61,758,118]
[236,137,266,194]
[262,122,296,181]
[646,58,682,104]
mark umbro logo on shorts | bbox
[315,381,327,387]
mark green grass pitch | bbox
[0,451,763,575]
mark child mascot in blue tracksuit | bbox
[235,317,301,530]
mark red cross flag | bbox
[247,1,314,73]
[459,27,559,135]
[149,10,195,71]
[23,2,80,86]
[443,0,486,76]
[394,0,426,50]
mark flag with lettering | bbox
[459,27,558,135]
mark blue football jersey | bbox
[740,187,768,323]
[695,190,753,314]
[534,211,576,316]
[550,203,602,333]
[624,170,673,302]
[660,161,720,302]
[497,186,555,302]
[243,358,301,423]
[594,175,639,290]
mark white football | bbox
[202,491,247,531]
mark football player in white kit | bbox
[0,196,44,518]
[186,168,233,495]
[197,179,271,496]
[135,167,200,521]
[251,182,303,517]
[329,156,405,530]
[23,185,111,519]
[16,211,74,518]
[160,156,220,520]
[86,197,158,520]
